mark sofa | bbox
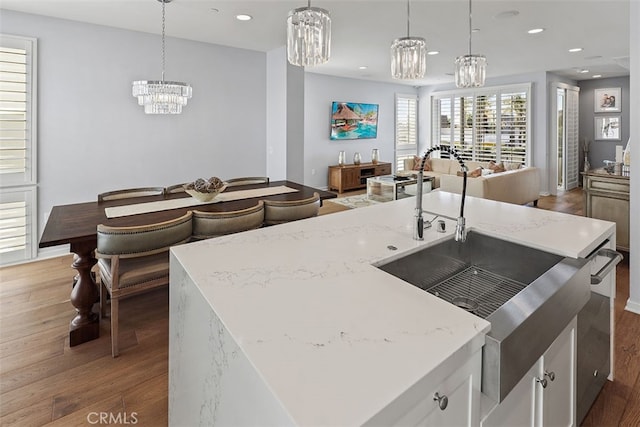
[400,157,541,206]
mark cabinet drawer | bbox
[376,164,392,175]
[586,178,630,195]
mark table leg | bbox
[69,241,100,346]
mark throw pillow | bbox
[488,160,506,173]
[457,167,483,178]
[412,156,432,171]
[503,161,523,171]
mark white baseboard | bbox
[625,298,640,315]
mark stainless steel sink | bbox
[377,231,591,402]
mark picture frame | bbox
[594,87,621,113]
[594,115,621,141]
[330,102,379,140]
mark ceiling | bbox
[1,0,631,86]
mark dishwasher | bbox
[577,239,623,424]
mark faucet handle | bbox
[455,217,466,242]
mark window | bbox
[395,93,418,172]
[431,84,530,165]
[0,34,37,265]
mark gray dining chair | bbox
[98,187,165,202]
[192,201,264,240]
[96,211,193,357]
[225,177,270,187]
[263,192,320,226]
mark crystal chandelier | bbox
[287,0,331,67]
[391,0,426,80]
[132,0,192,114]
[454,0,487,88]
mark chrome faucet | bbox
[414,145,468,242]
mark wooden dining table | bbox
[39,180,336,347]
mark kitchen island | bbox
[168,191,615,426]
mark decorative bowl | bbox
[184,184,227,202]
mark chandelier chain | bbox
[407,0,411,37]
[468,0,472,55]
[161,0,166,81]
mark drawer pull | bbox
[433,392,448,410]
[590,249,623,284]
[545,370,555,382]
[536,377,548,388]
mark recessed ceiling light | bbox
[592,75,602,78]
[494,10,519,19]
[358,66,368,70]
[210,8,219,13]
[578,69,589,74]
[472,28,480,33]
[568,48,583,53]
[236,14,252,21]
[427,51,440,56]
[527,28,544,34]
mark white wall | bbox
[627,2,639,314]
[266,47,287,181]
[303,73,416,189]
[0,10,267,241]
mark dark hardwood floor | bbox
[0,188,637,426]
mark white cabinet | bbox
[366,349,482,426]
[539,317,576,426]
[482,317,577,427]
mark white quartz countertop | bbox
[170,192,614,426]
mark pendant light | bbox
[390,0,426,79]
[132,0,192,114]
[287,0,331,67]
[454,0,487,88]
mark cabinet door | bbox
[344,168,361,189]
[539,317,577,427]
[375,352,481,427]
[481,360,540,427]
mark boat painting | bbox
[330,102,378,140]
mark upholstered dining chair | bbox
[263,192,320,226]
[225,176,270,187]
[96,211,193,357]
[192,201,264,240]
[98,187,165,202]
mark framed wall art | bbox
[330,102,379,140]
[594,87,621,113]
[594,115,621,140]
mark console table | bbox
[328,162,391,193]
[582,168,629,251]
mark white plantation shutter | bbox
[0,187,36,264]
[474,94,497,162]
[0,34,37,265]
[564,89,580,189]
[431,84,531,165]
[395,93,418,171]
[500,90,528,165]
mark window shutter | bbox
[0,34,37,266]
[431,84,530,166]
[395,94,418,171]
[500,90,528,165]
[474,94,497,162]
